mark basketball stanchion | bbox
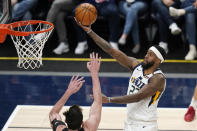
[0,20,54,69]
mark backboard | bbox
[0,0,11,24]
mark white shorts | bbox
[124,122,158,131]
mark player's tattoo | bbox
[88,31,112,52]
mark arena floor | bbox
[2,106,197,131]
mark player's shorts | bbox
[124,122,158,131]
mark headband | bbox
[149,46,164,63]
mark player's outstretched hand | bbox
[102,94,110,103]
[67,75,85,95]
[90,93,109,103]
[74,17,92,33]
[87,52,101,74]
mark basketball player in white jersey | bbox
[75,19,167,131]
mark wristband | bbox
[87,29,92,34]
[108,97,111,103]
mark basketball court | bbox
[1,0,197,131]
[2,106,197,131]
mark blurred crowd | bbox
[10,0,197,60]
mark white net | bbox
[9,21,53,69]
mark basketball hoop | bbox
[0,20,54,69]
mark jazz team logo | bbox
[128,77,145,94]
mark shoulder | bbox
[83,121,97,131]
[151,73,165,82]
[150,73,165,91]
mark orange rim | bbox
[6,20,54,36]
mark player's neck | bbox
[144,65,158,75]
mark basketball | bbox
[75,3,97,26]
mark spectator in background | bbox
[169,0,197,60]
[37,0,81,55]
[11,0,37,41]
[152,0,182,53]
[184,80,197,122]
[47,0,81,55]
[0,2,3,16]
[118,0,148,54]
[11,0,38,21]
[74,0,121,55]
[169,1,197,17]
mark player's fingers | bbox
[96,53,98,61]
[74,74,79,81]
[74,17,77,22]
[90,53,93,60]
[71,75,75,81]
[77,76,84,82]
[98,57,101,64]
[91,52,95,62]
[92,52,95,60]
[74,17,81,26]
[78,80,85,88]
[74,17,79,24]
[87,62,90,67]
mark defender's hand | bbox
[67,75,85,95]
[87,52,101,73]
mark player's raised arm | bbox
[49,75,85,125]
[84,52,102,131]
[75,18,140,71]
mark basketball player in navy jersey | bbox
[75,19,167,131]
[49,52,102,131]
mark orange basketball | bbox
[75,3,97,26]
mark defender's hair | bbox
[63,105,83,130]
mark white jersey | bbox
[126,64,166,125]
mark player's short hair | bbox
[63,105,83,130]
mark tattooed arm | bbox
[75,18,140,70]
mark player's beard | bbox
[142,61,154,70]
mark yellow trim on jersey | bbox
[152,91,161,104]
[131,77,135,83]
